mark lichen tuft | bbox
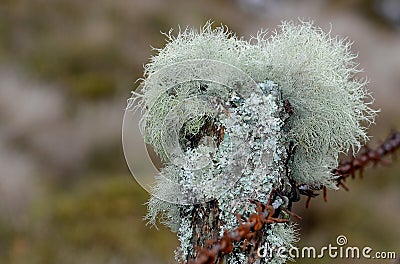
[135,20,377,188]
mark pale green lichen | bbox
[176,208,194,260]
[266,223,299,264]
[131,20,377,264]
[136,21,376,189]
[214,83,292,264]
[249,21,377,187]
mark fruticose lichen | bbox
[128,21,377,263]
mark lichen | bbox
[134,20,376,190]
[130,20,377,264]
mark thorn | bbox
[284,208,302,220]
[338,181,349,191]
[306,196,311,208]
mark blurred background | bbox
[1,0,400,263]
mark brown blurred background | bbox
[1,0,400,263]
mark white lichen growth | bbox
[215,82,293,264]
[129,20,377,263]
[176,206,194,259]
[138,21,376,189]
[249,21,377,187]
[265,223,299,264]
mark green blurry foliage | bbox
[0,175,177,264]
[27,42,121,99]
[0,0,135,101]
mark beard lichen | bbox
[128,21,377,263]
